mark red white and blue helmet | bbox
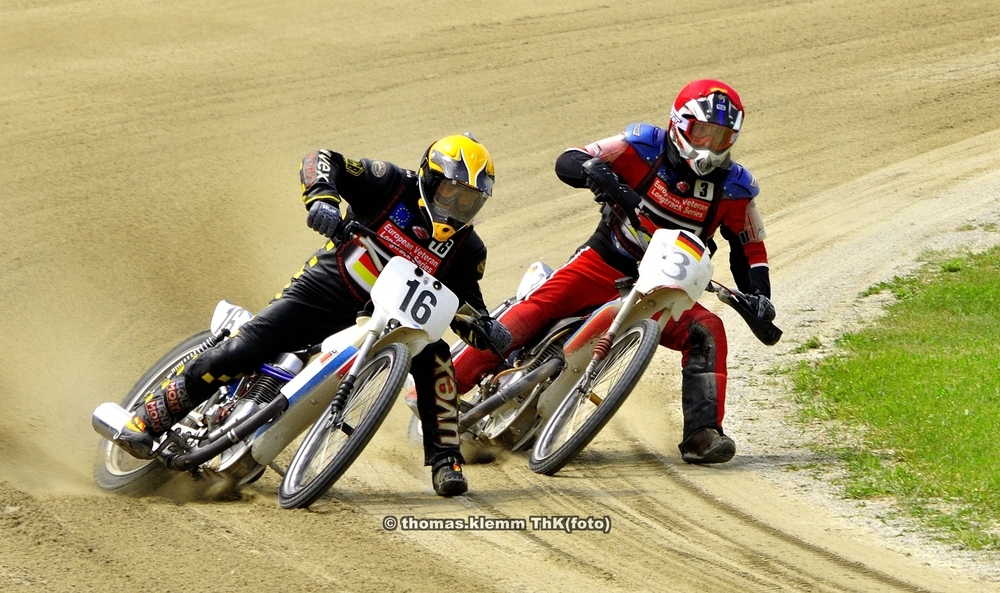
[668,79,744,175]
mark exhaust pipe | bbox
[459,357,564,433]
[92,396,289,472]
[92,402,134,443]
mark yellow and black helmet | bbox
[417,133,495,242]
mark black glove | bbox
[582,158,618,203]
[584,169,615,204]
[451,315,512,353]
[582,158,644,231]
[743,293,776,321]
[307,200,342,238]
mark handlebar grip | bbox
[582,158,643,230]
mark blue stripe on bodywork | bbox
[285,346,358,407]
[253,345,359,438]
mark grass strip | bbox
[792,246,1000,550]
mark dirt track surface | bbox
[4,1,1000,591]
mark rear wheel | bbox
[278,343,411,509]
[528,319,660,476]
[93,331,212,495]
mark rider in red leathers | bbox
[453,79,775,464]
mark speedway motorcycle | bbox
[441,227,712,475]
[428,162,782,475]
[93,222,460,509]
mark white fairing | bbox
[210,300,254,336]
[254,258,458,465]
[635,229,714,303]
[515,261,553,301]
[369,256,459,343]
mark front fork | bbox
[324,329,380,432]
[574,284,642,400]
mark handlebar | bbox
[708,280,783,346]
[582,158,647,245]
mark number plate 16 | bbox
[370,257,459,343]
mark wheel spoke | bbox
[278,344,411,509]
[529,320,660,475]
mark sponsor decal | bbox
[370,160,387,177]
[164,380,192,414]
[376,221,442,273]
[412,226,430,240]
[301,151,319,186]
[675,181,690,194]
[144,397,171,433]
[432,354,460,445]
[389,204,413,228]
[647,178,710,222]
[345,158,364,176]
[312,150,332,184]
[675,233,705,262]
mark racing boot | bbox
[679,427,736,465]
[117,378,195,460]
[115,414,157,460]
[431,456,468,497]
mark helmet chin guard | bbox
[668,79,744,175]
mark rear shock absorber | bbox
[248,352,306,406]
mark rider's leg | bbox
[452,247,622,393]
[659,304,734,464]
[411,340,468,496]
[117,276,352,460]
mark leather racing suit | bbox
[143,150,492,467]
[453,123,769,448]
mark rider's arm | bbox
[554,132,630,188]
[720,223,770,298]
[718,199,770,297]
[447,235,489,314]
[299,150,401,216]
[717,163,770,297]
[444,238,512,352]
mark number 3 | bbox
[663,251,691,281]
[693,180,713,199]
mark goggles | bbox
[430,178,488,224]
[675,117,738,153]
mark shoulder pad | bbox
[721,162,759,199]
[622,123,667,165]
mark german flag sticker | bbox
[675,233,704,262]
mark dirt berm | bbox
[3,1,1000,591]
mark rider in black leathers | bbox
[117,133,511,497]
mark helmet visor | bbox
[431,178,488,225]
[679,119,738,152]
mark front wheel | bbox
[278,343,411,509]
[93,331,213,495]
[528,319,660,476]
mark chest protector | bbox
[336,174,468,301]
[606,124,730,260]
